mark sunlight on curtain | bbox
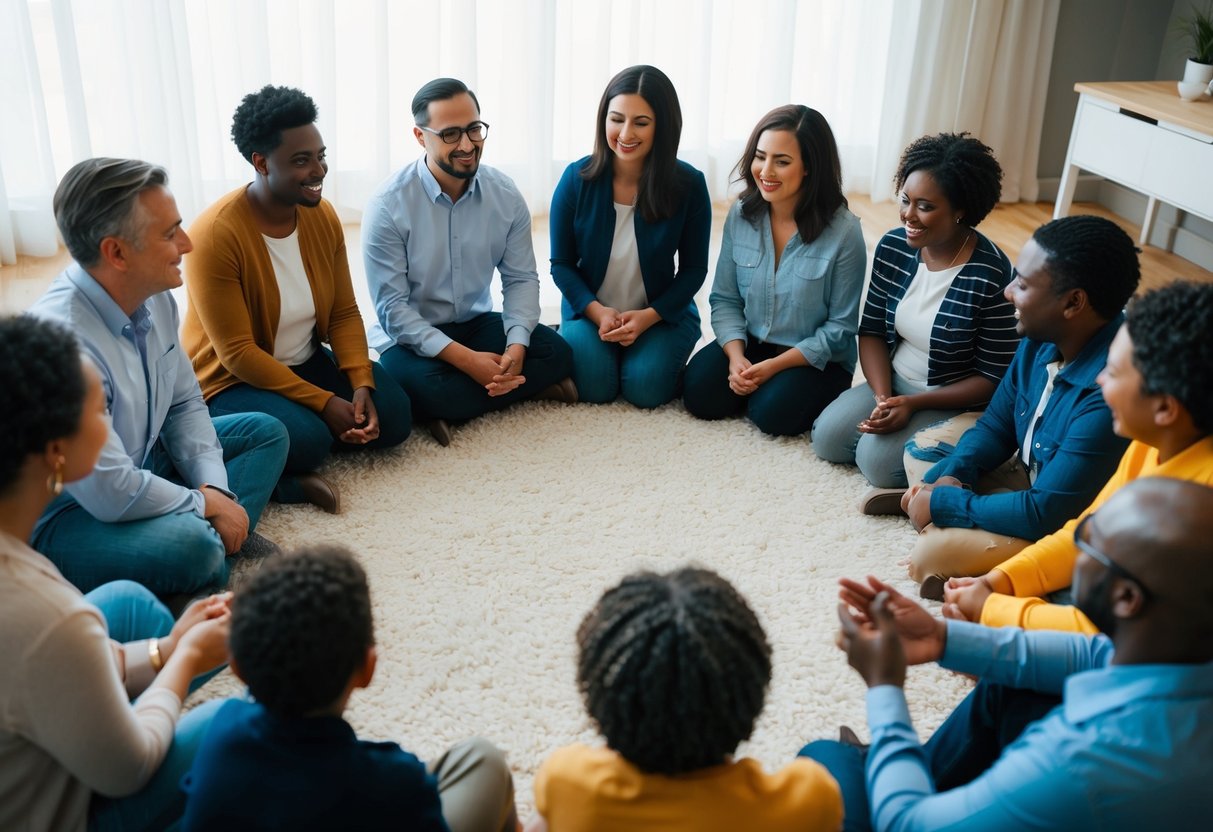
[0,0,1055,264]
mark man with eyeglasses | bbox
[363,77,574,445]
[803,475,1213,831]
[941,280,1213,632]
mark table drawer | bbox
[1072,99,1152,186]
[1144,128,1213,216]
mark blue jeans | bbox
[32,412,288,595]
[682,340,852,436]
[208,349,410,503]
[798,680,1061,832]
[378,312,573,422]
[811,377,965,488]
[85,581,226,832]
[559,311,700,408]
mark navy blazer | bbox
[549,156,711,323]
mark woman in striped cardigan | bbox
[811,133,1019,505]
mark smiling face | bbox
[750,129,806,210]
[1004,238,1069,341]
[898,169,966,250]
[1096,326,1159,442]
[256,122,327,208]
[119,185,192,298]
[415,92,483,182]
[604,93,656,167]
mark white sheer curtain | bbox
[0,0,1057,265]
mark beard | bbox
[1074,567,1118,637]
[436,147,480,180]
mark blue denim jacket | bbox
[709,201,865,372]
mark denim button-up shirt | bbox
[865,621,1213,831]
[709,202,865,372]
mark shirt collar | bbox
[416,155,480,205]
[1064,657,1213,723]
[66,262,145,338]
[1048,312,1125,388]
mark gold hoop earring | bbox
[47,456,65,496]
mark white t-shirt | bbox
[891,261,965,386]
[596,203,648,312]
[262,230,317,366]
[1022,359,1063,482]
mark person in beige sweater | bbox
[183,85,411,514]
[0,315,230,832]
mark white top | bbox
[262,230,317,366]
[1021,359,1063,482]
[891,261,965,386]
[0,529,180,832]
[596,203,648,312]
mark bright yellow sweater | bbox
[981,436,1213,633]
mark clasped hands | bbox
[321,386,381,444]
[594,304,659,348]
[858,393,915,434]
[836,575,947,689]
[900,475,967,532]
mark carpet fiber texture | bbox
[196,400,973,816]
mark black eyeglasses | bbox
[418,121,490,144]
[1073,514,1153,602]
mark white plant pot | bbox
[1183,58,1213,89]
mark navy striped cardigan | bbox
[859,228,1019,386]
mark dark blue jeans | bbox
[682,339,852,436]
[798,680,1062,832]
[208,349,411,502]
[378,313,573,422]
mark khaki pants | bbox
[429,737,518,832]
[904,413,1034,581]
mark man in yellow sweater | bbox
[942,280,1213,632]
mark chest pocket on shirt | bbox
[732,242,762,294]
[787,256,830,307]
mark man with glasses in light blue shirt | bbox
[363,77,573,445]
[29,158,288,597]
[800,476,1213,832]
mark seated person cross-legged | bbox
[551,65,710,409]
[528,567,842,832]
[181,545,519,832]
[943,281,1213,632]
[29,158,288,597]
[683,105,865,436]
[364,77,574,446]
[802,481,1213,832]
[811,133,1018,499]
[0,315,232,832]
[183,85,411,515]
[898,216,1139,599]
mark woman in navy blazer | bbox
[550,65,711,408]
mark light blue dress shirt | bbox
[865,620,1213,831]
[362,156,540,358]
[709,201,865,373]
[30,265,229,522]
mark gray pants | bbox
[429,737,518,832]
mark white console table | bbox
[1054,81,1213,246]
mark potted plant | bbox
[1175,2,1213,87]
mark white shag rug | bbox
[196,399,973,817]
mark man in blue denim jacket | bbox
[897,216,1140,595]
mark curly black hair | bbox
[1126,281,1213,435]
[1032,216,1140,320]
[231,85,318,163]
[0,315,86,494]
[230,545,374,716]
[894,132,1003,227]
[576,567,772,776]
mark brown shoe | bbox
[428,418,453,447]
[920,574,947,602]
[297,473,340,514]
[536,377,579,404]
[859,487,908,516]
[838,725,869,750]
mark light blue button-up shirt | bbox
[362,156,540,358]
[865,620,1213,831]
[709,201,865,372]
[30,264,228,523]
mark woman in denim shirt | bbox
[549,65,711,408]
[683,105,865,436]
[812,133,1018,505]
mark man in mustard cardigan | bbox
[182,86,411,514]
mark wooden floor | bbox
[2,196,1210,313]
